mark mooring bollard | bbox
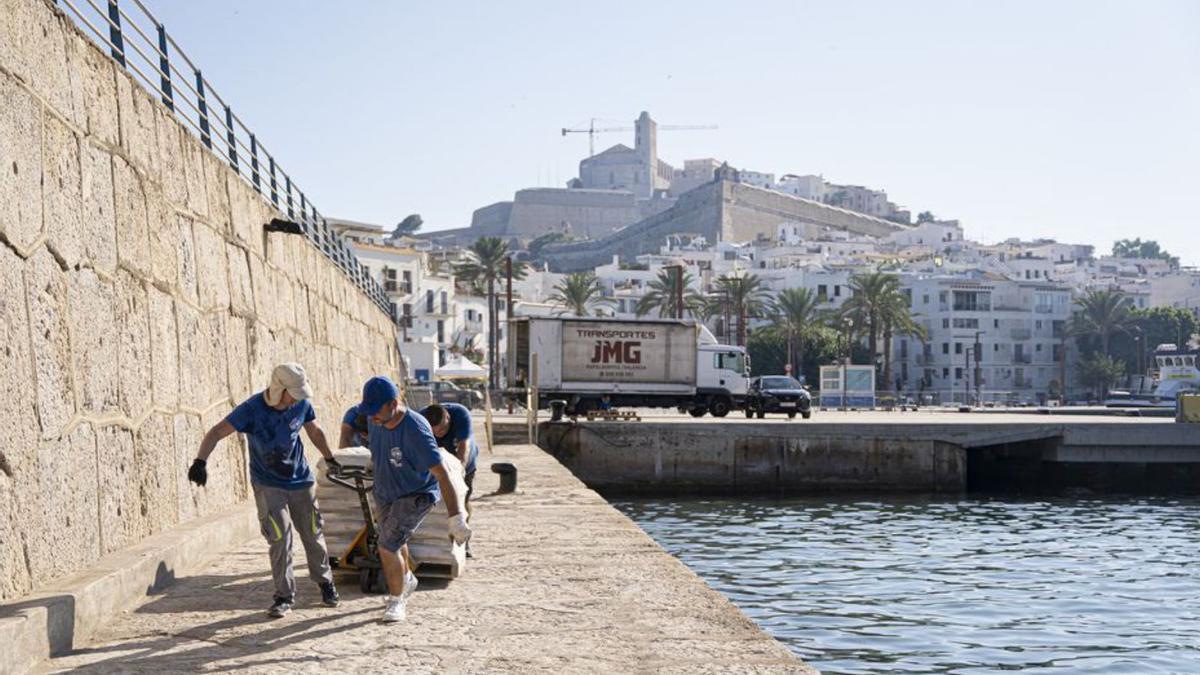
[492,462,518,493]
[550,399,567,422]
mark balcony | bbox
[1014,380,1033,389]
[1013,353,1032,364]
[1034,304,1053,314]
[1010,328,1032,340]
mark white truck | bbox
[507,316,750,417]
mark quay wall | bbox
[0,0,399,601]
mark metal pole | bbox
[268,157,278,205]
[195,71,211,148]
[974,330,983,406]
[1060,334,1068,405]
[156,24,172,110]
[224,105,237,170]
[506,256,513,391]
[285,176,293,218]
[107,0,125,66]
[250,134,260,192]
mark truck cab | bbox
[689,344,750,417]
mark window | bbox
[955,343,963,355]
[943,318,950,329]
[402,270,412,294]
[955,367,963,380]
[923,294,930,305]
[994,319,1000,328]
[942,367,950,378]
[425,290,434,313]
[715,351,746,374]
[993,343,999,352]
[817,285,828,301]
[1036,343,1043,352]
[383,267,397,293]
[942,343,950,355]
[440,291,448,315]
[834,285,841,297]
[953,318,979,329]
[1035,320,1043,330]
[437,320,445,343]
[952,290,991,311]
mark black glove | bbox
[326,457,343,474]
[188,458,207,487]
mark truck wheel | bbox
[744,408,753,419]
[710,397,732,418]
[688,406,707,418]
[756,408,765,419]
[787,411,797,419]
[802,410,812,419]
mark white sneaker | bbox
[382,595,406,623]
[403,571,419,600]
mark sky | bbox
[136,1,1199,265]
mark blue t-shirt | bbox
[419,403,479,474]
[225,393,316,490]
[341,404,369,448]
[368,409,443,505]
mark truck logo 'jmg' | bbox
[591,340,642,364]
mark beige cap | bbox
[264,363,313,406]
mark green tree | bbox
[1108,306,1200,374]
[454,237,526,389]
[916,211,936,223]
[765,287,821,377]
[392,214,423,238]
[550,272,612,317]
[1069,288,1135,357]
[635,268,706,319]
[879,291,927,390]
[711,273,771,346]
[837,271,907,375]
[528,231,570,259]
[1078,353,1125,398]
[1112,238,1179,267]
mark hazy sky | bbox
[140,1,1199,264]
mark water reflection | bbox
[614,496,1200,674]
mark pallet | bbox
[584,410,641,422]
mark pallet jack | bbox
[325,465,390,594]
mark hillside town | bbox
[334,112,1199,406]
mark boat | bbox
[1105,344,1200,408]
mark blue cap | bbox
[359,376,399,417]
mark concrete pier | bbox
[538,411,1199,495]
[30,442,812,674]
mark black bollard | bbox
[549,399,567,422]
[491,462,518,493]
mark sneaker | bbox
[319,581,340,607]
[382,595,406,623]
[402,571,419,600]
[465,541,474,559]
[267,596,293,619]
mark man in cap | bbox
[359,375,470,623]
[337,403,369,449]
[189,363,341,618]
[418,402,479,557]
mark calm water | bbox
[614,496,1200,674]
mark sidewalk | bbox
[35,443,811,674]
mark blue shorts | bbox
[376,492,436,553]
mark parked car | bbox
[429,380,483,408]
[745,376,812,419]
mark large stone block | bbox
[69,268,119,416]
[34,422,101,586]
[147,285,178,409]
[226,242,254,316]
[114,269,152,419]
[0,72,43,253]
[248,251,272,327]
[42,111,83,265]
[156,107,187,209]
[96,424,139,554]
[180,132,209,218]
[24,248,75,440]
[0,246,38,601]
[145,180,177,287]
[80,141,118,274]
[225,314,251,402]
[112,155,151,276]
[248,322,279,386]
[173,412,203,523]
[175,214,199,305]
[193,222,230,311]
[116,75,160,178]
[134,411,178,536]
[203,312,230,406]
[227,172,256,248]
[174,300,202,410]
[77,33,119,147]
[203,152,232,235]
[13,1,79,129]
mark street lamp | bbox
[841,317,853,409]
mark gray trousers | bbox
[252,483,333,601]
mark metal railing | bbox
[55,0,395,321]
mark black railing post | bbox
[107,0,125,66]
[225,105,237,170]
[156,24,172,110]
[195,71,211,148]
[285,176,293,218]
[250,134,260,192]
[268,157,278,205]
[299,193,307,230]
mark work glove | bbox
[325,457,343,475]
[447,513,472,545]
[188,458,207,487]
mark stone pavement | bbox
[36,443,812,674]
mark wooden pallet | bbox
[584,409,641,422]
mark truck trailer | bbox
[507,316,750,416]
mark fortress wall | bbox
[0,0,399,601]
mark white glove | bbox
[448,513,472,544]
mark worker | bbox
[188,363,341,618]
[338,403,370,448]
[418,402,480,557]
[359,375,470,623]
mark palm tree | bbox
[635,268,706,319]
[712,273,771,346]
[838,271,904,372]
[1070,288,1134,357]
[768,287,821,377]
[550,272,612,317]
[878,292,927,392]
[454,237,526,389]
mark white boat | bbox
[1105,344,1200,407]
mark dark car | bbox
[745,376,812,419]
[429,380,483,408]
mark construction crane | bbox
[561,118,717,157]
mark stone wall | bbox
[0,0,400,601]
